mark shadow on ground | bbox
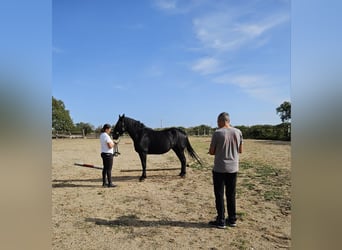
[85,215,210,229]
[52,176,139,188]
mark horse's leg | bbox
[173,148,187,177]
[138,152,147,181]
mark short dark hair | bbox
[217,112,230,122]
[101,123,111,132]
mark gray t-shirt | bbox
[210,127,243,173]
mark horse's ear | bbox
[122,114,125,118]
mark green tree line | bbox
[52,96,291,141]
[52,97,95,136]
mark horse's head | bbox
[112,114,126,139]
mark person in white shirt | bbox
[100,124,117,187]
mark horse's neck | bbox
[125,118,144,141]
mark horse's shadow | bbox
[85,215,210,229]
[52,176,139,188]
[52,171,187,188]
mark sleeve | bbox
[210,132,217,148]
[238,130,243,147]
[105,134,113,143]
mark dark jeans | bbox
[212,171,237,224]
[101,153,113,185]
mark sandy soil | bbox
[52,137,291,249]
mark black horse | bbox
[112,114,202,181]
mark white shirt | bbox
[100,132,114,154]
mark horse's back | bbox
[140,128,187,154]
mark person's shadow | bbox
[85,215,210,229]
[52,176,139,188]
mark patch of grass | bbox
[239,161,291,211]
[240,161,254,170]
[236,211,247,221]
[264,189,283,201]
[255,164,282,186]
[241,180,255,190]
[256,165,274,176]
[230,237,248,250]
[188,162,206,170]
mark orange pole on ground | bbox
[74,163,103,170]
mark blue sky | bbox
[53,0,290,128]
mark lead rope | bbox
[113,137,121,157]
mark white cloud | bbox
[193,11,289,52]
[214,74,288,104]
[153,0,177,10]
[191,57,221,75]
[234,14,289,38]
[193,13,239,51]
[152,0,207,14]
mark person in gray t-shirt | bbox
[208,112,243,229]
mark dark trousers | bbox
[212,171,237,224]
[101,153,113,185]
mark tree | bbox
[52,97,74,133]
[74,122,95,136]
[276,101,291,123]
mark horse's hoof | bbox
[139,177,146,182]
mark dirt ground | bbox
[52,136,291,249]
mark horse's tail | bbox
[185,137,203,166]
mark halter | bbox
[121,118,125,133]
[113,117,125,138]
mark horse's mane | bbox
[124,116,149,130]
[124,116,186,134]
